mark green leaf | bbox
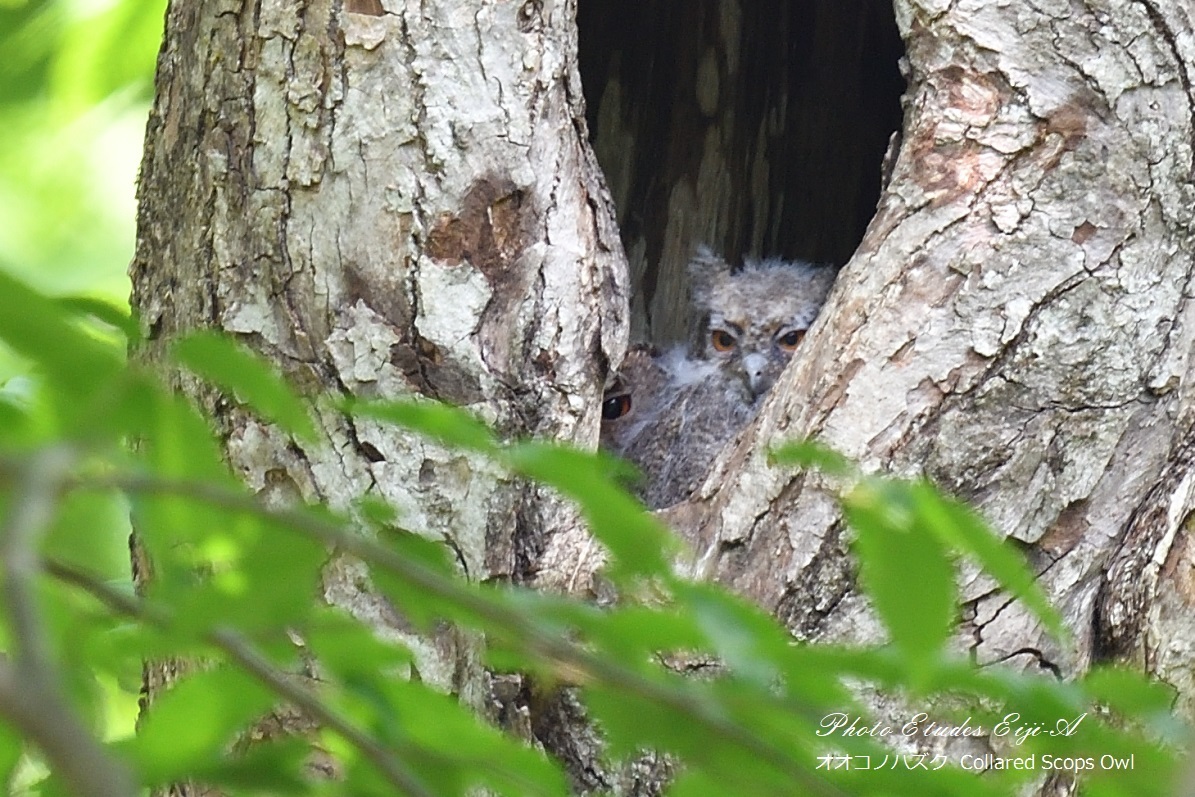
[1083,667,1174,714]
[667,770,725,797]
[55,296,140,342]
[216,513,325,632]
[172,330,317,443]
[350,398,499,454]
[42,490,132,582]
[50,0,165,106]
[0,0,62,106]
[673,583,791,687]
[584,681,697,759]
[343,678,570,797]
[586,681,802,795]
[844,479,955,671]
[375,525,457,579]
[125,668,275,783]
[305,609,414,681]
[0,389,34,446]
[769,439,853,477]
[0,720,22,796]
[0,269,122,402]
[124,385,237,572]
[186,739,312,793]
[584,604,707,670]
[908,480,1065,639]
[504,442,678,583]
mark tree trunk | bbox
[684,0,1195,688]
[131,0,1195,794]
[131,0,627,788]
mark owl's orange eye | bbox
[711,329,737,352]
[776,329,805,351]
[602,394,632,420]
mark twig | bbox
[0,447,136,797]
[45,560,437,797]
[83,470,842,797]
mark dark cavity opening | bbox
[578,0,906,344]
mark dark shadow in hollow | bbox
[578,0,905,340]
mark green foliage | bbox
[0,0,164,376]
[0,273,1187,797]
[174,331,319,444]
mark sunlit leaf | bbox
[172,330,318,443]
[844,479,955,671]
[124,384,237,572]
[207,513,326,633]
[505,442,678,583]
[908,480,1065,640]
[351,397,499,454]
[42,490,131,581]
[125,668,275,782]
[0,269,122,401]
[769,439,853,477]
[0,721,22,796]
[50,0,166,106]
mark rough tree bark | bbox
[675,0,1195,736]
[130,0,628,788]
[131,0,1195,794]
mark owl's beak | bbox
[742,353,770,398]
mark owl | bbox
[601,345,755,509]
[601,248,835,509]
[688,247,835,401]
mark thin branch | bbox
[44,560,437,797]
[80,470,843,797]
[2,447,72,672]
[0,448,136,797]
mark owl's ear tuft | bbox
[687,245,731,308]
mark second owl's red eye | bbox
[711,329,737,352]
[602,394,632,420]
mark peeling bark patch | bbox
[1045,102,1089,152]
[425,177,535,285]
[389,338,484,405]
[940,66,1004,124]
[345,0,384,15]
[345,264,412,329]
[905,68,1012,204]
[1071,221,1099,245]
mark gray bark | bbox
[131,0,1195,794]
[132,0,626,791]
[679,0,1195,721]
